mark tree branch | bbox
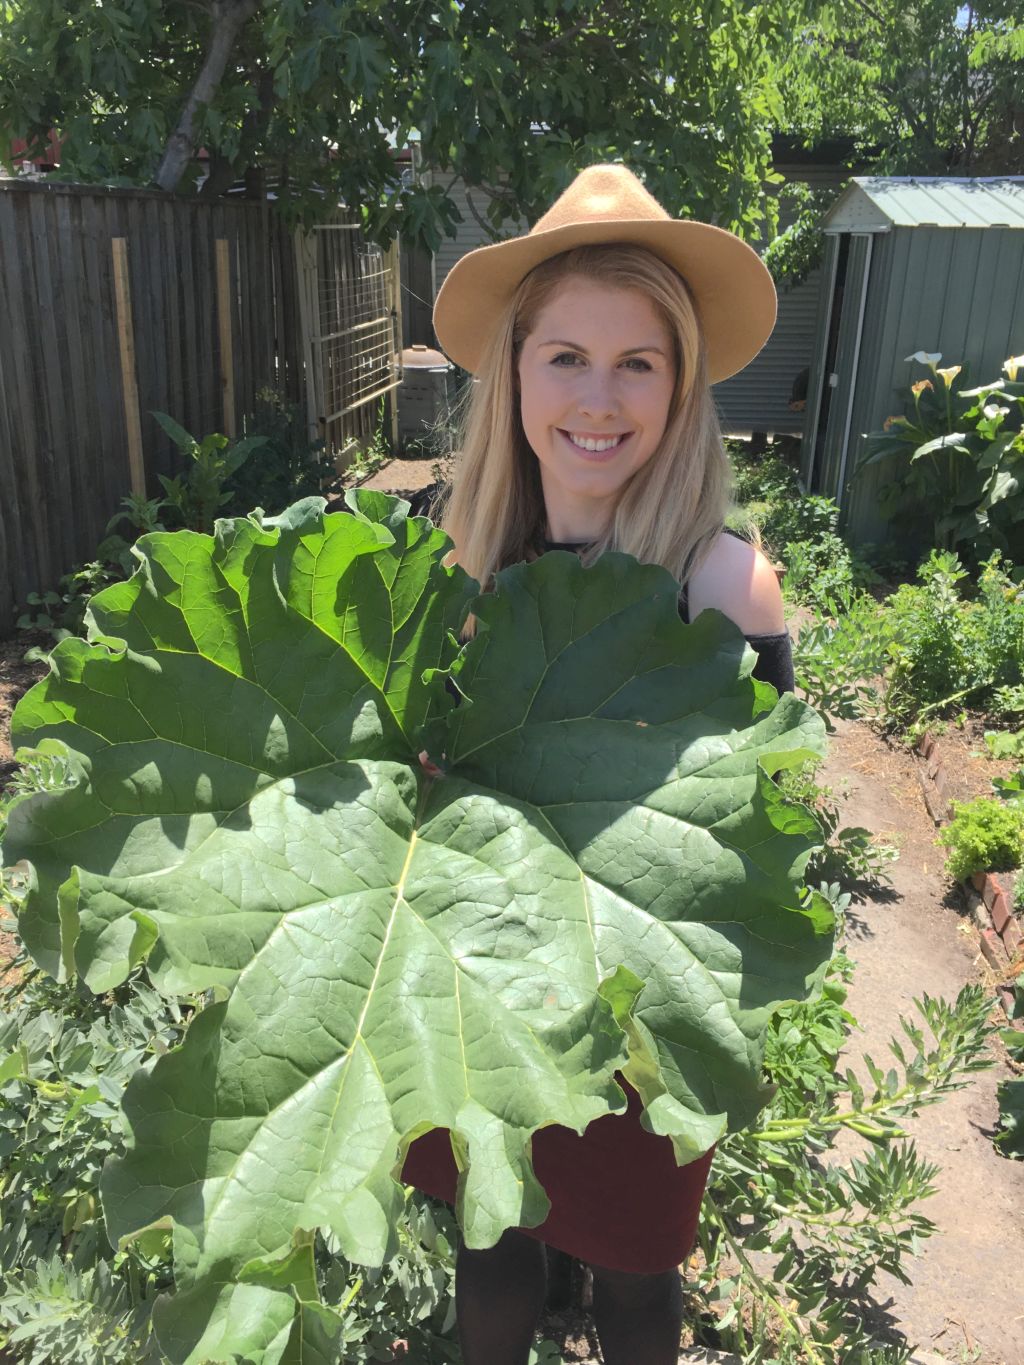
[154,0,259,193]
[846,0,888,26]
[462,186,502,243]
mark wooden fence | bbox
[0,180,400,636]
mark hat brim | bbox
[433,217,777,384]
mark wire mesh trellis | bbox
[302,220,400,462]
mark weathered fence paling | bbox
[0,180,399,637]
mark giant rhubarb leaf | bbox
[2,493,831,1364]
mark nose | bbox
[577,369,619,421]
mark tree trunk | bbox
[153,0,259,194]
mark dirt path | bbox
[818,719,1024,1365]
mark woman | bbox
[402,164,793,1365]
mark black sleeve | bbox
[744,631,795,695]
[407,481,446,520]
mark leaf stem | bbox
[704,1193,827,1365]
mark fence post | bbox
[386,239,402,451]
[215,237,236,438]
[294,228,321,449]
[110,237,147,498]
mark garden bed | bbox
[922,716,1023,811]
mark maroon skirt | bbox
[401,1080,715,1274]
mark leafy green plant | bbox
[792,589,895,727]
[325,1193,459,1361]
[778,759,899,892]
[729,446,802,513]
[696,983,997,1362]
[341,398,393,486]
[995,984,1024,1160]
[937,796,1024,882]
[0,955,184,1364]
[878,548,1024,727]
[1,492,832,1362]
[990,682,1024,717]
[857,352,1024,561]
[16,561,123,658]
[222,389,333,518]
[96,494,170,575]
[0,937,463,1364]
[153,411,268,532]
[782,533,858,615]
[729,450,878,615]
[15,497,170,662]
[983,728,1024,759]
[763,182,840,290]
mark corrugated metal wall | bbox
[711,267,822,435]
[811,223,1024,547]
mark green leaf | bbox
[995,1078,1024,1158]
[152,410,197,455]
[0,1049,25,1084]
[342,33,388,96]
[910,432,970,460]
[3,500,831,1363]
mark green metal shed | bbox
[799,176,1024,549]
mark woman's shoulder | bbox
[685,528,785,636]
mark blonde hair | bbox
[440,243,737,595]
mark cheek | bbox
[520,370,561,429]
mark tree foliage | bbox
[0,0,819,243]
[761,2,1023,286]
[779,1,1024,174]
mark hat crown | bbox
[531,164,671,235]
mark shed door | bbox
[811,233,873,502]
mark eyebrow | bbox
[538,339,667,357]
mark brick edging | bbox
[914,732,1024,1014]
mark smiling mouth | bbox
[559,429,631,453]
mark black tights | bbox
[456,1228,683,1365]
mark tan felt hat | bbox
[433,163,777,384]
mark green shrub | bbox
[882,549,1024,727]
[937,797,1024,882]
[856,352,1024,563]
[728,447,800,510]
[222,388,334,517]
[792,588,896,725]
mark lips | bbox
[558,429,632,459]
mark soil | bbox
[816,719,1024,1365]
[927,715,1024,807]
[1,463,1022,1363]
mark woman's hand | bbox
[418,750,443,778]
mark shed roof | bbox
[822,176,1024,232]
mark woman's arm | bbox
[687,532,793,692]
[686,530,785,636]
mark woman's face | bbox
[516,277,677,539]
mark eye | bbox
[550,351,582,367]
[622,356,653,372]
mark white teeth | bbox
[567,433,623,452]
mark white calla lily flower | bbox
[905,351,942,371]
[960,380,1005,397]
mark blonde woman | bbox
[403,164,793,1365]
